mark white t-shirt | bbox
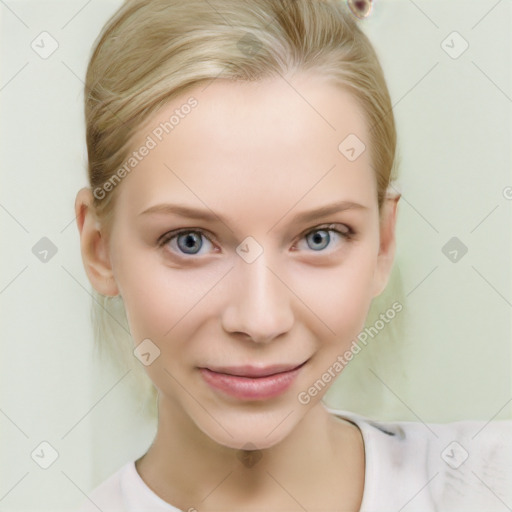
[74,406,512,511]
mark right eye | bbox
[158,228,217,257]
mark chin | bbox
[190,403,302,451]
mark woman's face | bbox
[80,73,397,449]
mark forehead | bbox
[116,73,376,221]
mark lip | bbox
[205,362,306,378]
[199,360,308,401]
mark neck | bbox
[136,396,365,511]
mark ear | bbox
[372,192,400,298]
[75,187,119,297]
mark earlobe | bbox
[372,193,400,298]
[75,187,119,297]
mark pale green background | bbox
[0,1,510,510]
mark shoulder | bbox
[424,417,512,510]
[326,406,512,511]
[72,462,128,512]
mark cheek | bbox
[111,228,378,350]
[112,246,222,343]
[110,243,171,342]
[293,242,378,342]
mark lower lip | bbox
[199,364,305,401]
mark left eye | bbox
[296,225,351,252]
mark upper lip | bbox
[203,361,307,378]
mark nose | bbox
[221,250,294,344]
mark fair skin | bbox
[76,73,399,511]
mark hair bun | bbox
[347,0,373,19]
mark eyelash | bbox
[157,223,355,257]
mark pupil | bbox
[309,230,329,250]
[179,232,201,253]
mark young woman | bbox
[74,1,512,510]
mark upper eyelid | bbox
[298,222,351,236]
[158,227,217,247]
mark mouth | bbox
[203,361,308,378]
[198,360,309,401]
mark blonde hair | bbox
[84,0,402,420]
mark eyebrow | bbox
[138,200,369,225]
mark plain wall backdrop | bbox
[0,0,511,510]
